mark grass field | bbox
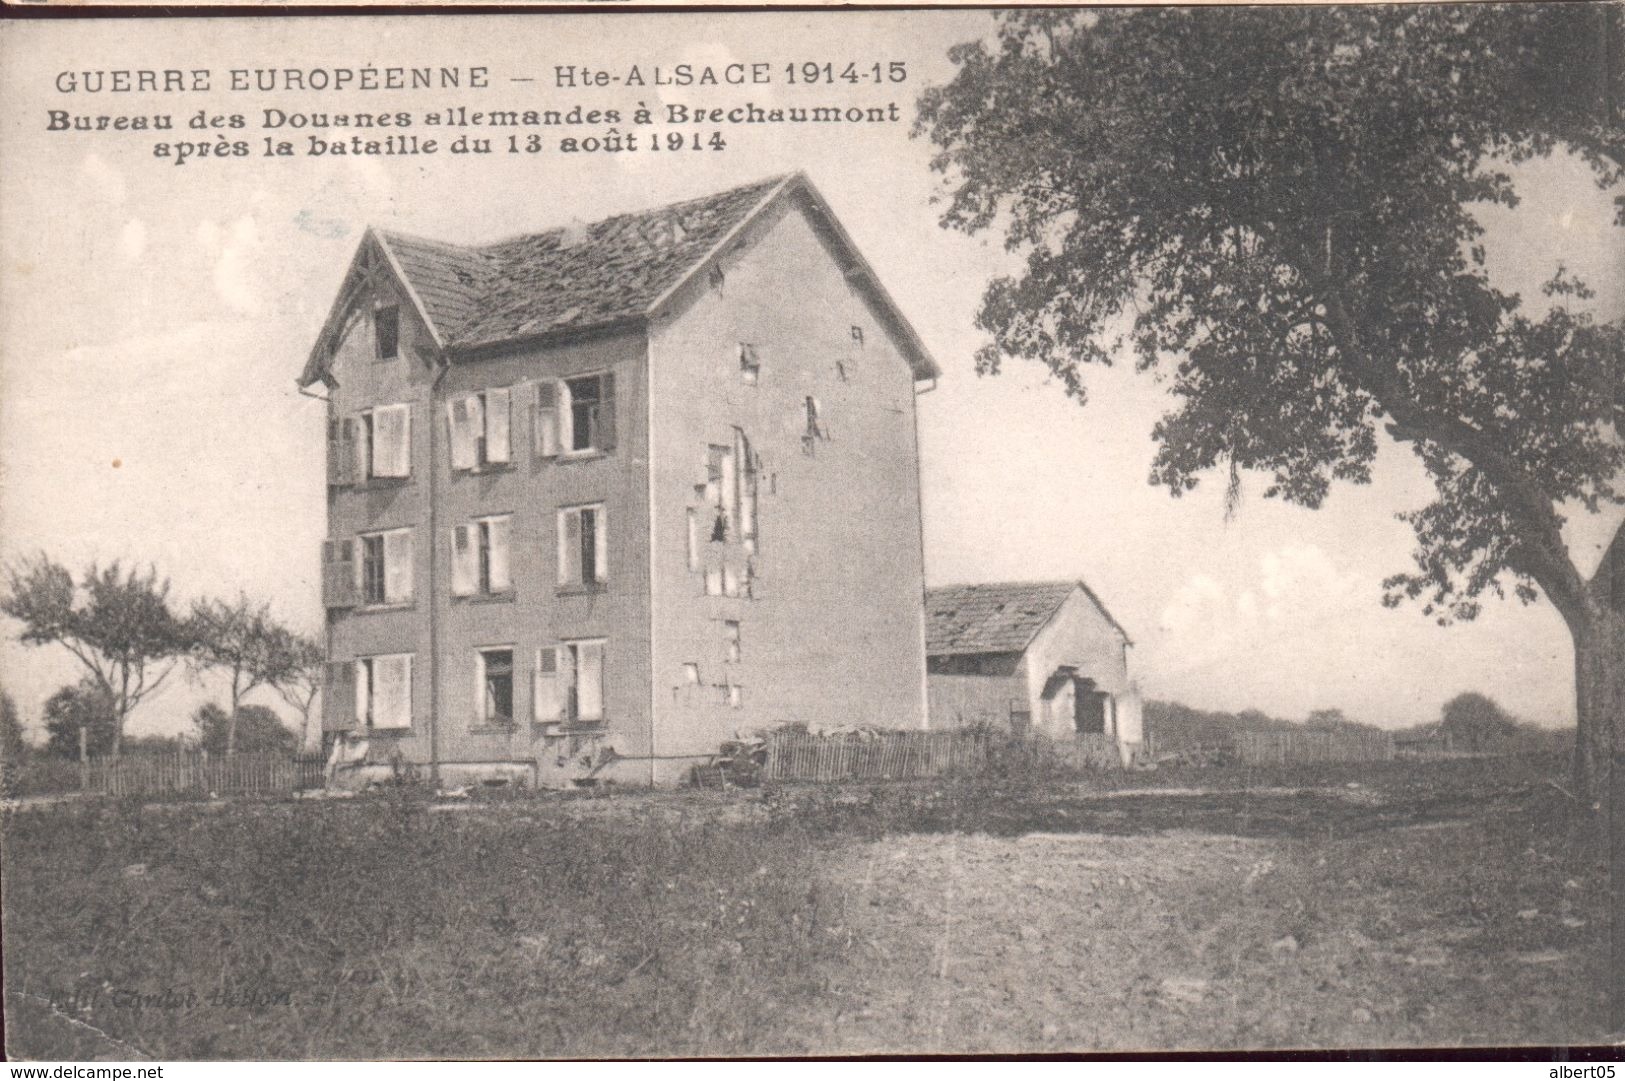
[1,754,1615,1058]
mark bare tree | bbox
[187,594,300,757]
[272,631,324,753]
[2,557,191,759]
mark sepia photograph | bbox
[0,4,1621,1061]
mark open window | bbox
[475,647,515,728]
[361,404,411,479]
[452,515,512,597]
[355,653,413,730]
[557,504,608,589]
[358,527,413,606]
[447,388,511,470]
[534,640,607,725]
[533,373,617,457]
[374,305,400,360]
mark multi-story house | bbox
[298,173,938,786]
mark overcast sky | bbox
[2,11,1621,741]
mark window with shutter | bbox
[483,515,512,593]
[323,539,358,609]
[556,379,575,454]
[485,387,511,464]
[322,661,356,732]
[533,381,561,458]
[383,529,413,602]
[562,639,607,723]
[448,398,477,471]
[533,646,563,723]
[451,524,477,597]
[371,654,413,729]
[370,403,411,478]
[565,375,600,452]
[557,505,606,589]
[598,372,616,452]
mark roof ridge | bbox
[470,172,794,253]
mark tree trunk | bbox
[1572,602,1624,804]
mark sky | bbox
[1,11,1621,743]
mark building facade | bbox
[301,174,937,786]
[925,581,1144,761]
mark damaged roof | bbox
[301,172,939,384]
[925,580,1131,656]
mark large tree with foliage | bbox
[2,557,192,758]
[187,595,301,757]
[42,679,118,759]
[918,5,1624,800]
[1440,691,1518,752]
[191,702,299,757]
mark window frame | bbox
[556,502,609,591]
[355,527,413,607]
[474,645,517,729]
[355,652,414,731]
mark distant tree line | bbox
[1145,694,1567,756]
[0,554,323,761]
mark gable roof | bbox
[925,580,1132,657]
[300,173,939,385]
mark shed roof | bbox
[300,173,939,384]
[925,580,1131,656]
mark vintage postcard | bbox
[0,6,1621,1061]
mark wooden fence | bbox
[82,751,328,798]
[1233,729,1395,766]
[763,729,993,782]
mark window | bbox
[738,343,760,385]
[850,325,865,345]
[375,305,400,360]
[532,374,617,458]
[332,405,409,483]
[535,640,607,725]
[452,515,511,597]
[476,647,515,727]
[723,620,741,663]
[557,504,608,588]
[361,404,411,479]
[356,529,412,606]
[447,388,511,470]
[354,654,412,730]
[682,662,702,686]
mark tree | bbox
[191,702,299,757]
[42,680,117,759]
[1440,692,1518,753]
[2,556,192,758]
[187,595,300,757]
[271,632,324,753]
[0,688,28,797]
[918,5,1625,800]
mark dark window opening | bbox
[478,521,494,594]
[480,648,514,726]
[375,305,400,360]
[567,375,601,452]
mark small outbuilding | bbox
[925,580,1143,760]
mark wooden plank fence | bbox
[1233,729,1395,766]
[763,729,992,782]
[83,751,328,798]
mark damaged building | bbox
[299,173,938,786]
[925,581,1144,763]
